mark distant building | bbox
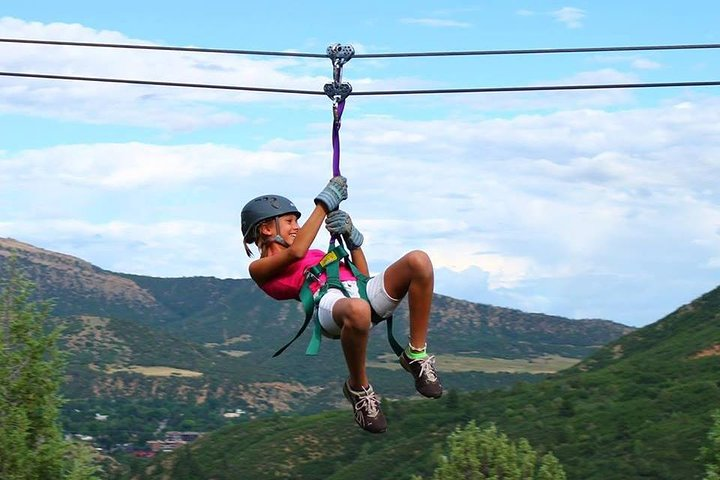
[166,431,202,442]
[147,440,185,452]
[146,431,203,452]
[94,413,108,421]
[222,408,247,418]
[133,450,156,458]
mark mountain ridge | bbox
[0,237,159,308]
[0,236,636,451]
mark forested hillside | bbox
[138,285,720,480]
[0,237,633,453]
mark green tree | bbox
[422,421,566,480]
[558,398,575,418]
[537,453,567,480]
[172,446,204,480]
[64,442,103,480]
[0,263,99,479]
[702,409,720,480]
[445,389,460,410]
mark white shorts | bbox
[316,270,400,339]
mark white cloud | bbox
[448,68,639,113]
[592,54,662,71]
[333,100,720,325]
[0,218,243,278]
[400,18,472,28]
[0,17,328,129]
[631,58,662,70]
[1,33,719,326]
[562,68,639,85]
[0,143,300,189]
[553,7,586,29]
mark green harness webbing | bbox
[272,244,404,358]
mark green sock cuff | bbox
[405,345,428,360]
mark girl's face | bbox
[277,214,300,244]
[261,214,300,246]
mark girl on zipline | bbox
[241,176,442,433]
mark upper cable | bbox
[0,38,327,58]
[2,38,720,58]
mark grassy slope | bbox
[140,286,720,480]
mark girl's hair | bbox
[244,218,274,257]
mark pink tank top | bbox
[259,249,356,300]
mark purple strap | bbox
[332,100,345,177]
[329,99,346,246]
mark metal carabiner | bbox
[332,58,344,85]
[324,43,355,103]
[324,82,353,103]
[332,97,340,125]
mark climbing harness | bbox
[272,240,404,357]
[272,44,403,358]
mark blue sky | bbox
[1,2,719,327]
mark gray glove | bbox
[314,176,348,212]
[325,209,364,250]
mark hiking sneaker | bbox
[342,381,387,434]
[400,351,443,398]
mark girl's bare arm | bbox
[349,246,370,277]
[249,203,328,285]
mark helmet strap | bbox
[271,217,290,248]
[256,216,290,252]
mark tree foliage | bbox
[423,421,566,480]
[703,410,720,480]
[65,442,103,480]
[130,285,720,480]
[0,262,99,479]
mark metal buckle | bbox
[304,268,324,287]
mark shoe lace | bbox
[353,386,381,419]
[410,355,438,383]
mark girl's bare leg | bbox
[332,298,372,388]
[381,250,434,349]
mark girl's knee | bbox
[338,299,371,331]
[406,250,433,277]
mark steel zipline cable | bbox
[0,71,323,95]
[2,38,720,96]
[2,37,720,58]
[0,38,327,58]
[1,71,720,96]
[350,81,720,95]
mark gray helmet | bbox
[241,195,301,244]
